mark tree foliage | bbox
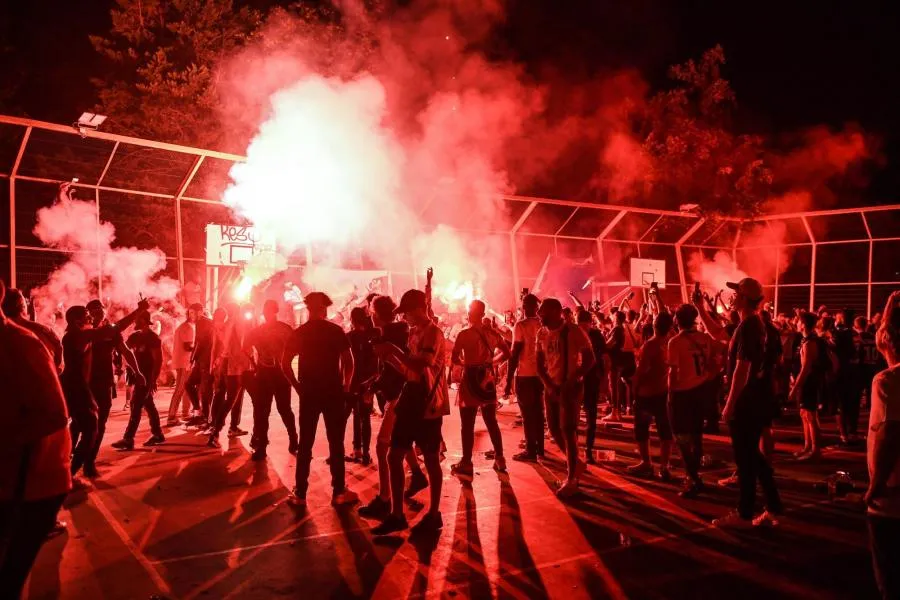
[640,46,773,216]
[91,0,262,149]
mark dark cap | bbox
[86,299,105,311]
[304,291,333,308]
[65,305,89,324]
[726,278,764,302]
[395,289,427,314]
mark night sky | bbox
[2,0,898,200]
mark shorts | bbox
[633,393,672,442]
[391,414,443,454]
[669,384,707,437]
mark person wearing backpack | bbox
[790,312,830,460]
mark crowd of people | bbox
[2,271,899,599]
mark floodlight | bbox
[73,112,107,137]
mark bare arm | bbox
[118,339,145,385]
[505,341,524,392]
[340,348,354,393]
[536,349,557,393]
[573,347,595,381]
[451,335,463,366]
[695,299,728,342]
[723,359,751,420]
[867,420,900,506]
[790,341,815,403]
[281,345,300,390]
[568,291,585,310]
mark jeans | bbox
[729,416,782,519]
[249,368,298,449]
[515,376,544,455]
[124,384,163,440]
[66,385,97,476]
[294,389,348,497]
[0,494,67,598]
[868,514,900,600]
[209,373,241,434]
[167,367,190,420]
[459,403,503,462]
[185,363,214,419]
[350,393,372,455]
[89,380,114,469]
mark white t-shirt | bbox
[172,321,196,370]
[513,317,541,377]
[868,364,900,518]
[668,329,714,392]
[537,323,592,385]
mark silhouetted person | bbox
[0,279,72,598]
[111,312,165,449]
[1,287,62,370]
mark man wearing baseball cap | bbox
[282,291,358,508]
[371,289,449,535]
[698,277,783,528]
[84,299,145,477]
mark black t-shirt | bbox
[763,321,783,394]
[126,329,161,384]
[61,330,92,388]
[375,321,409,400]
[586,328,607,380]
[833,326,856,369]
[348,328,378,390]
[89,325,124,384]
[728,314,768,419]
[246,320,293,368]
[192,317,215,367]
[287,319,350,390]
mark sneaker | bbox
[411,511,443,535]
[344,454,358,463]
[360,454,372,466]
[332,489,360,506]
[165,418,182,428]
[111,438,135,451]
[793,449,811,459]
[287,489,306,508]
[143,434,165,446]
[71,477,92,491]
[288,439,299,455]
[358,496,391,519]
[251,449,267,461]
[82,464,99,479]
[712,511,753,529]
[372,514,409,536]
[626,462,654,478]
[405,471,429,499]
[679,481,702,499]
[228,427,248,437]
[484,449,496,460]
[717,472,739,487]
[601,412,621,423]
[797,450,821,462]
[556,479,579,499]
[752,510,781,528]
[207,436,221,449]
[518,439,528,449]
[493,457,508,473]
[512,451,537,462]
[450,460,474,477]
